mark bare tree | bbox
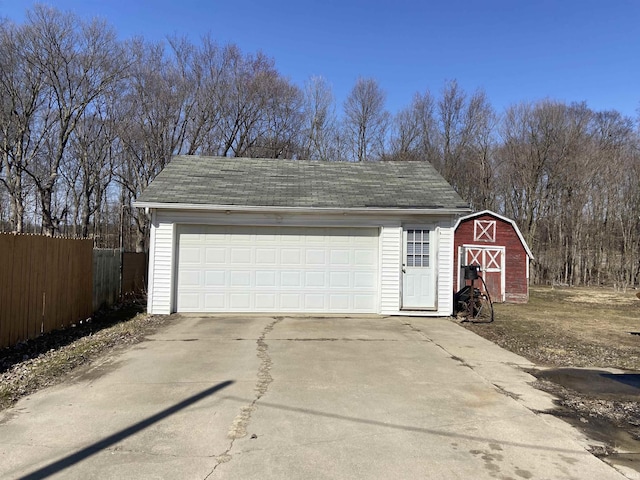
[20,6,126,235]
[300,76,338,160]
[60,97,118,238]
[0,18,48,232]
[388,90,439,162]
[245,73,304,159]
[437,81,495,191]
[343,77,389,162]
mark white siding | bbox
[379,226,401,314]
[436,226,455,315]
[148,220,175,314]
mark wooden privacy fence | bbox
[0,235,149,348]
[93,250,147,310]
[0,234,93,348]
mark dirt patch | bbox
[463,286,640,469]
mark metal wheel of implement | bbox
[472,295,494,323]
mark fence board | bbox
[93,249,121,311]
[122,253,147,294]
[0,235,9,347]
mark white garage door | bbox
[175,225,379,313]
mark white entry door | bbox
[402,228,436,309]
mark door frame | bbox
[400,224,438,311]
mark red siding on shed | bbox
[454,212,530,303]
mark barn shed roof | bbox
[454,210,534,259]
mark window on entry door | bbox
[405,229,430,267]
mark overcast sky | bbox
[1,0,639,118]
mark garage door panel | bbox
[305,271,326,287]
[230,248,251,263]
[281,249,302,265]
[280,293,301,309]
[330,295,350,309]
[354,271,376,288]
[255,271,276,287]
[180,247,201,263]
[176,225,378,313]
[255,248,277,264]
[205,247,225,263]
[204,293,225,309]
[329,271,350,288]
[230,271,251,286]
[179,270,201,286]
[230,293,250,308]
[354,295,376,310]
[179,293,200,309]
[204,270,225,286]
[305,249,326,265]
[355,249,376,265]
[255,293,276,309]
[330,250,350,265]
[304,294,325,310]
[280,271,302,287]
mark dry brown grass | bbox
[464,286,640,370]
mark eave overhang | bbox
[132,201,471,217]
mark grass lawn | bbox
[463,286,640,371]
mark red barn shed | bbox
[454,210,533,303]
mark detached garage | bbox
[134,156,470,316]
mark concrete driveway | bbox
[0,315,630,479]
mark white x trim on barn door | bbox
[485,249,501,270]
[466,248,483,266]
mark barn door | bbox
[464,246,504,302]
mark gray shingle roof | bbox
[135,155,469,210]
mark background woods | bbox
[0,6,638,288]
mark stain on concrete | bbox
[470,447,504,475]
[514,467,533,478]
[559,454,579,465]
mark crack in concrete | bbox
[205,316,283,478]
[398,320,436,343]
[399,319,527,405]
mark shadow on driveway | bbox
[20,380,234,480]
